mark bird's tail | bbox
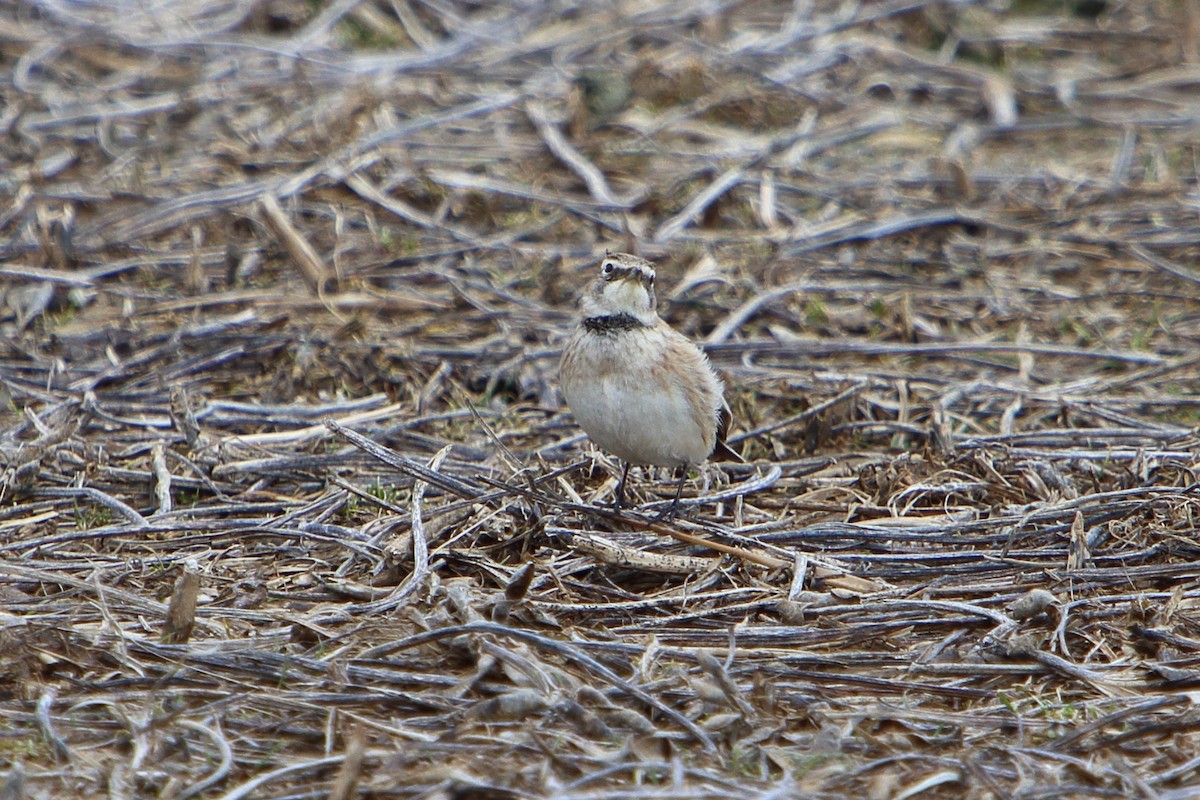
[711,437,745,463]
[712,402,745,462]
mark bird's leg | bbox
[655,466,688,522]
[613,461,631,509]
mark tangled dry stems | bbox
[2,0,1200,798]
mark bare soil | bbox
[2,1,1200,798]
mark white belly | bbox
[561,328,717,467]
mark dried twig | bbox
[3,1,1198,797]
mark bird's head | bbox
[580,251,657,325]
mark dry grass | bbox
[2,0,1200,797]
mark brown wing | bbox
[710,400,745,463]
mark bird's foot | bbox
[652,504,680,523]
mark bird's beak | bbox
[618,270,652,290]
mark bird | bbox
[559,251,743,519]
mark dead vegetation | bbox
[2,0,1200,797]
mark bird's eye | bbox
[602,262,615,276]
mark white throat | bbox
[582,281,657,327]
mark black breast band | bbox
[583,313,645,334]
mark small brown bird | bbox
[559,251,742,518]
